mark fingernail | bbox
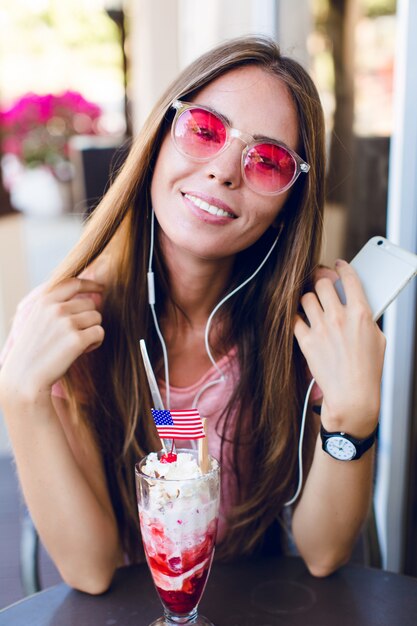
[335,259,346,267]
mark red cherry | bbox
[160,452,177,464]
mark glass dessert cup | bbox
[135,448,220,626]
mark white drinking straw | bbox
[139,339,175,454]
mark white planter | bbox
[10,166,71,216]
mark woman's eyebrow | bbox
[221,112,283,143]
[252,132,280,143]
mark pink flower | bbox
[0,90,102,177]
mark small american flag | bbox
[151,408,205,440]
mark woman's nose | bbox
[204,140,243,189]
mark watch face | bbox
[324,436,357,461]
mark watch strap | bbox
[320,423,379,460]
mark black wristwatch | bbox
[320,424,379,461]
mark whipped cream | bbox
[139,452,218,523]
[141,452,202,480]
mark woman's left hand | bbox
[294,259,386,436]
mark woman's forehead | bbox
[190,65,299,149]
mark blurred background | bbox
[1,0,416,608]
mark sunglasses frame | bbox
[171,99,310,196]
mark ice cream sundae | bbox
[136,449,220,621]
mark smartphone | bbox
[334,236,417,321]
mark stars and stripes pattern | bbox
[151,408,205,440]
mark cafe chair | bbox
[20,509,41,596]
[69,135,130,217]
[363,503,382,568]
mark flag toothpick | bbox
[198,418,209,473]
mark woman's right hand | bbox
[0,278,105,405]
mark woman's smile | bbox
[183,191,236,222]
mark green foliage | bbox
[0,0,122,103]
[363,0,396,17]
[312,0,396,20]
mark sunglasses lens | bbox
[174,107,227,159]
[244,143,297,193]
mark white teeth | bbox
[184,194,234,218]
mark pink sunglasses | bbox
[171,100,310,196]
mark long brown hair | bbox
[51,35,325,561]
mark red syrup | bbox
[156,567,210,613]
[144,520,217,614]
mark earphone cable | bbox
[283,377,316,507]
[192,234,280,408]
[147,209,171,409]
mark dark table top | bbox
[1,556,417,626]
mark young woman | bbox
[0,36,385,594]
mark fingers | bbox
[297,260,377,336]
[45,279,105,355]
[79,325,105,354]
[59,297,97,315]
[302,261,371,320]
[314,277,342,312]
[301,269,343,325]
[299,292,322,326]
[72,309,102,331]
[64,312,104,356]
[334,259,370,310]
[63,290,104,353]
[294,313,310,344]
[47,278,104,303]
[314,265,338,283]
